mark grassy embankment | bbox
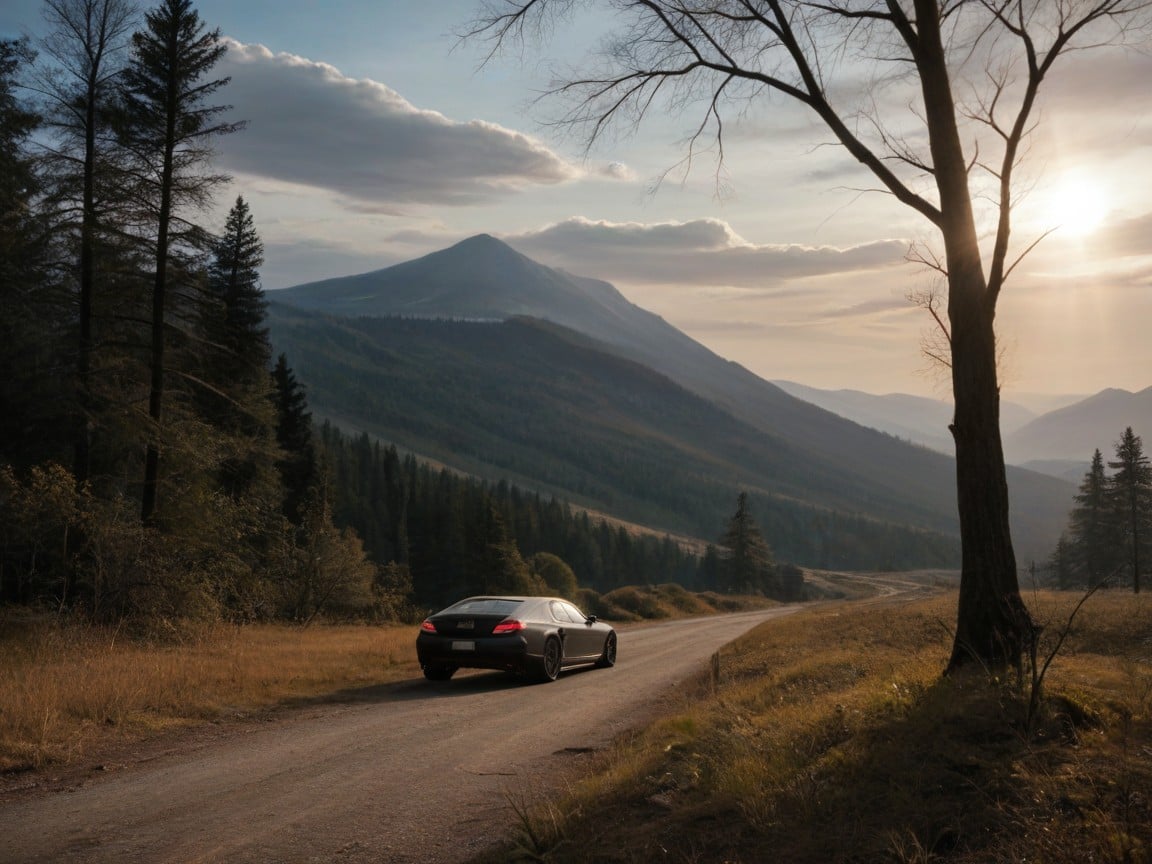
[0,583,768,773]
[479,588,1152,864]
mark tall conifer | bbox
[718,491,774,595]
[0,40,68,468]
[206,195,267,372]
[271,353,317,524]
[118,0,240,522]
[37,0,137,486]
[1109,428,1152,594]
[1069,449,1117,586]
[199,194,274,498]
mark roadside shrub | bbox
[655,583,712,615]
[604,586,670,619]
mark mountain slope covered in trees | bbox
[270,305,968,569]
[272,236,1074,564]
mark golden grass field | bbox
[0,616,418,772]
[480,589,1152,864]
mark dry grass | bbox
[0,613,417,772]
[476,590,1152,864]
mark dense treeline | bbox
[0,1,391,623]
[1050,426,1151,593]
[318,423,703,608]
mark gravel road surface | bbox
[0,607,797,864]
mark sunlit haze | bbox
[3,0,1150,405]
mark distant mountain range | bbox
[771,381,1152,483]
[271,234,1078,567]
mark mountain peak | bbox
[447,232,517,255]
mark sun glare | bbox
[1047,173,1109,237]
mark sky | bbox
[4,1,1151,408]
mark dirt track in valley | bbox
[0,607,800,864]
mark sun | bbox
[1046,172,1109,237]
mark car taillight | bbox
[420,619,437,633]
[491,619,524,635]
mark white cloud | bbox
[216,40,580,206]
[504,217,910,287]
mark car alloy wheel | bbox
[539,637,562,682]
[595,633,617,668]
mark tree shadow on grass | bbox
[516,675,1150,864]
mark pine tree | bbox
[0,39,70,470]
[471,499,538,596]
[36,0,137,486]
[199,195,275,498]
[1048,533,1076,591]
[205,195,267,373]
[271,353,317,524]
[1108,427,1152,594]
[118,0,242,522]
[1069,449,1119,587]
[718,491,775,595]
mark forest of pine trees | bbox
[0,0,733,622]
[1051,427,1152,593]
[0,0,390,623]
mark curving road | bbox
[0,608,797,864]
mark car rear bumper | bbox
[416,633,535,673]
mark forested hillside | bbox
[270,307,962,570]
[318,425,707,605]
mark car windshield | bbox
[443,598,522,616]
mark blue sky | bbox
[4,1,1151,404]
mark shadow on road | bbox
[308,664,604,706]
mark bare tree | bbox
[471,0,1152,672]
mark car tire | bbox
[536,637,562,682]
[423,665,456,681]
[595,632,617,668]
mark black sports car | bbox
[416,595,617,683]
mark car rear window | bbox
[444,598,522,616]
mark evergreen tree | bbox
[696,543,720,591]
[118,0,241,522]
[0,39,67,469]
[472,500,539,596]
[1108,427,1152,594]
[718,491,775,595]
[205,195,267,373]
[1048,533,1076,591]
[199,194,275,498]
[1069,449,1119,586]
[271,353,317,524]
[36,0,137,486]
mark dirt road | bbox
[0,608,797,863]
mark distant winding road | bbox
[0,608,797,864]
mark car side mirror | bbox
[586,615,597,624]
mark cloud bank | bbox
[505,217,910,288]
[216,40,579,206]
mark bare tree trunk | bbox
[947,275,1031,671]
[912,0,1033,671]
[140,63,178,525]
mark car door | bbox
[558,601,600,659]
